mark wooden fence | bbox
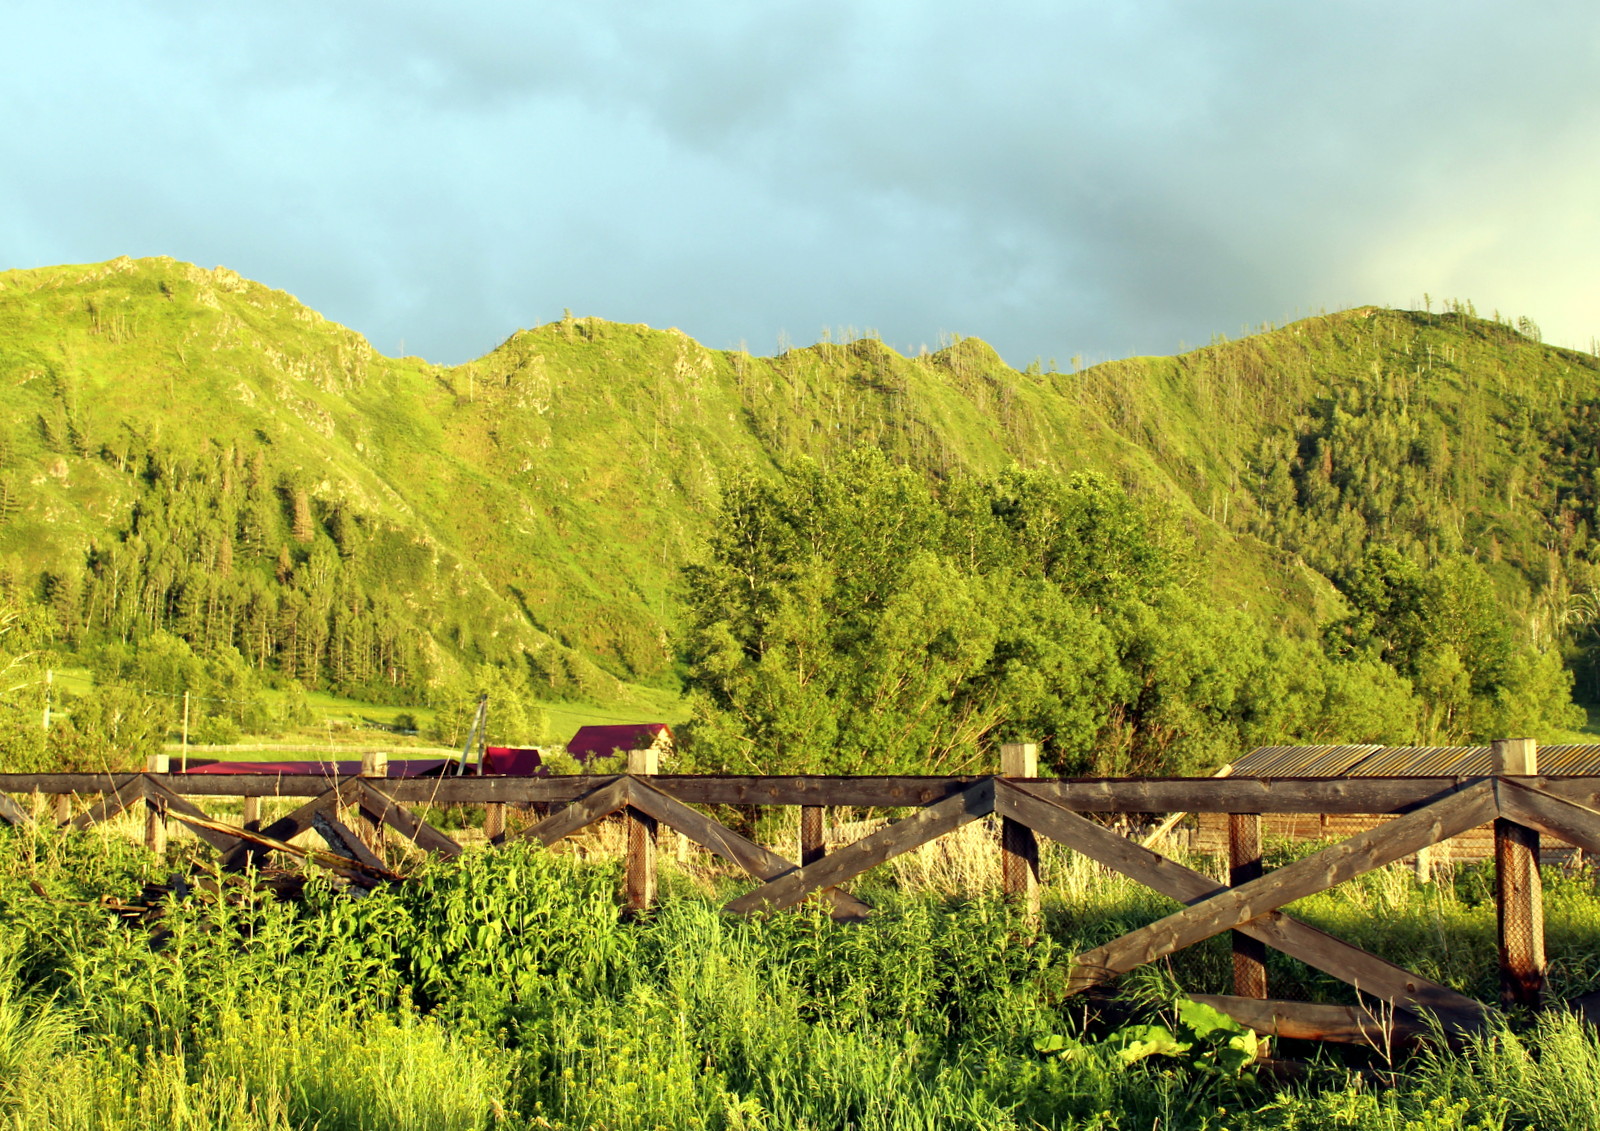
[4,739,1598,1046]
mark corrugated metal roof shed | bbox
[1233,744,1600,777]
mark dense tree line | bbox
[1243,348,1600,699]
[43,443,435,699]
[0,435,573,768]
[681,452,1580,775]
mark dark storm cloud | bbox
[1,2,1596,368]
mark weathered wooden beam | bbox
[144,798,167,856]
[1494,777,1600,856]
[5,771,1600,814]
[484,803,506,845]
[352,781,463,858]
[1066,780,1497,994]
[139,754,173,856]
[68,776,146,831]
[994,781,1486,1028]
[142,778,245,853]
[1000,743,1040,917]
[657,776,983,808]
[356,752,389,848]
[800,806,825,867]
[624,778,872,920]
[724,778,995,916]
[178,806,398,881]
[220,788,344,870]
[1024,776,1488,815]
[1229,813,1267,1000]
[1493,739,1544,1010]
[310,811,391,875]
[516,777,630,847]
[0,793,33,827]
[1189,995,1433,1046]
[624,751,659,915]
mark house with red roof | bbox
[566,723,674,761]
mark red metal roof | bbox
[566,723,673,758]
[1234,744,1600,776]
[482,746,547,776]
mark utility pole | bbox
[181,690,191,772]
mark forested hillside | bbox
[1,257,1595,771]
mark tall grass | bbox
[4,825,1600,1128]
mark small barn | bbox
[566,723,675,763]
[1191,743,1600,866]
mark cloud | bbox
[1,1,1596,367]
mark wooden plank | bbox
[310,811,391,874]
[161,806,400,881]
[1230,813,1267,999]
[1493,739,1544,1010]
[144,797,167,856]
[352,781,463,858]
[723,778,995,916]
[1189,995,1433,1046]
[517,776,630,847]
[624,804,657,914]
[1141,764,1234,848]
[656,775,981,808]
[800,806,825,867]
[142,778,245,853]
[1001,743,1040,916]
[1494,778,1600,856]
[68,776,146,830]
[3,770,1600,813]
[624,778,872,920]
[219,788,343,870]
[1496,813,1544,1010]
[1025,776,1486,815]
[0,793,33,827]
[624,750,659,914]
[994,781,1486,1028]
[0,773,604,804]
[21,773,969,807]
[1066,780,1498,993]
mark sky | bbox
[2,2,1597,368]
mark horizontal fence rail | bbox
[7,771,1600,811]
[4,738,1596,1048]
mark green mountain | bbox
[2,257,1596,765]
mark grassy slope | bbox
[5,258,1596,701]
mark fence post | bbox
[52,793,69,825]
[358,752,388,849]
[800,806,826,867]
[241,794,261,832]
[1000,743,1040,917]
[1493,737,1544,1010]
[625,748,658,915]
[1228,812,1268,999]
[145,753,169,856]
[484,802,506,845]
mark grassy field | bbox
[38,667,699,762]
[2,817,1600,1129]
